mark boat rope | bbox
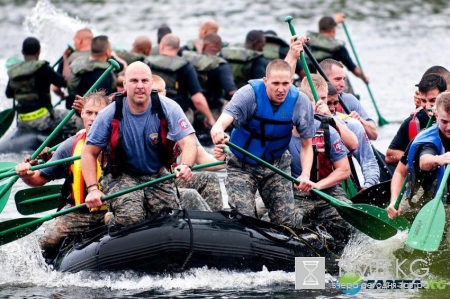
[279,225,323,257]
[229,209,294,243]
[171,209,195,273]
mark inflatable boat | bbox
[53,209,340,273]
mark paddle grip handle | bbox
[284,17,319,103]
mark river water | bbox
[0,0,450,298]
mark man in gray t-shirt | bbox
[83,62,198,227]
[210,58,314,228]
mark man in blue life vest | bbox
[210,54,315,228]
[82,61,198,227]
[387,92,450,220]
[5,37,79,140]
[386,71,449,166]
[15,91,109,260]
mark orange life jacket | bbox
[70,131,104,209]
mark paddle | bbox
[15,184,63,215]
[0,59,120,213]
[406,165,450,252]
[51,44,75,69]
[225,141,401,240]
[0,155,80,180]
[341,22,389,127]
[0,108,15,138]
[0,161,224,246]
[285,25,359,200]
[284,16,393,183]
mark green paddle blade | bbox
[0,109,15,138]
[353,203,410,231]
[407,199,446,251]
[0,178,16,213]
[15,185,62,215]
[334,205,397,240]
[0,217,41,246]
[378,115,390,127]
[341,178,358,199]
[315,193,398,240]
[0,162,17,174]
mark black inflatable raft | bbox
[54,209,335,273]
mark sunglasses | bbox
[327,101,339,106]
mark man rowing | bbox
[387,92,450,220]
[15,91,109,260]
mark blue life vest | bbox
[407,124,445,197]
[229,79,298,164]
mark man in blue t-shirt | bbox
[83,61,198,227]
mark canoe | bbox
[53,209,339,273]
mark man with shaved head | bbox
[82,61,198,227]
[180,18,220,54]
[116,35,152,65]
[182,33,236,120]
[147,33,216,127]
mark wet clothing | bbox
[175,171,223,211]
[305,31,356,72]
[147,55,202,112]
[39,204,105,260]
[405,124,448,198]
[388,109,431,152]
[223,82,314,227]
[37,134,105,260]
[220,47,268,89]
[86,95,196,226]
[293,186,353,254]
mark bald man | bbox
[147,33,215,127]
[179,18,219,54]
[82,61,198,227]
[53,28,94,108]
[116,35,152,65]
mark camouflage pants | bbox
[294,185,352,231]
[18,109,83,139]
[39,204,105,259]
[102,168,179,227]
[294,186,353,241]
[178,188,212,211]
[175,171,223,211]
[225,151,298,227]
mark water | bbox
[1,0,450,297]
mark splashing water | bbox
[23,0,93,64]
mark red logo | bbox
[363,133,369,142]
[333,140,344,153]
[178,118,190,130]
